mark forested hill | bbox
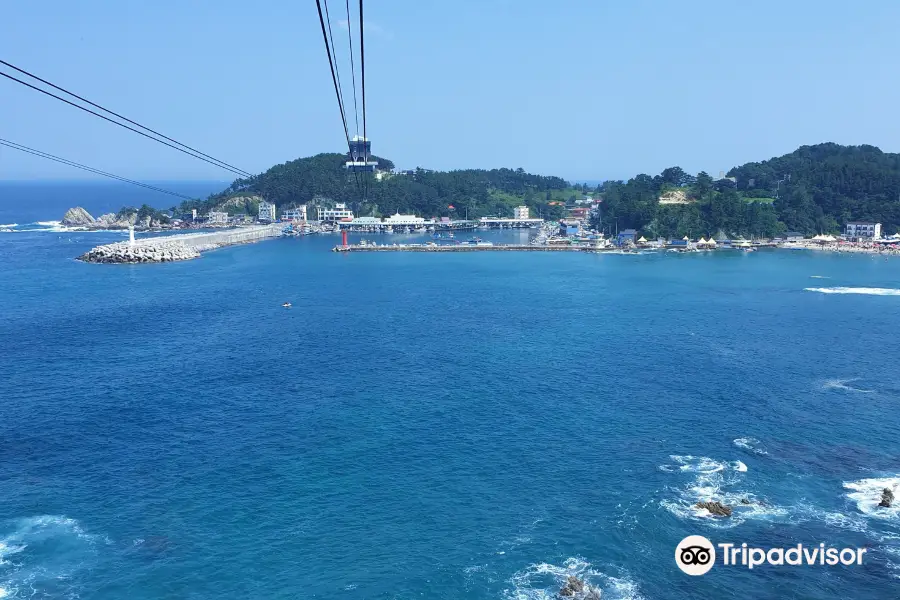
[728,143,900,233]
[595,143,900,239]
[182,153,574,220]
[175,143,900,237]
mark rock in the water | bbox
[879,488,894,508]
[695,501,733,517]
[740,498,751,505]
[61,206,95,226]
[558,576,600,599]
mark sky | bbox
[2,0,900,182]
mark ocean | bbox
[2,183,900,599]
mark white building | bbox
[383,213,428,226]
[207,211,229,225]
[281,205,307,221]
[258,201,276,223]
[845,222,882,240]
[513,205,530,220]
[342,216,383,226]
[317,203,354,222]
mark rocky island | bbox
[62,206,175,230]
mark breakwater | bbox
[79,224,282,263]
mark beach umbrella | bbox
[683,236,689,241]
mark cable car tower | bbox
[345,135,377,172]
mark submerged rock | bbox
[695,501,733,517]
[558,576,600,599]
[879,488,894,508]
[61,206,95,226]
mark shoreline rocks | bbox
[695,501,733,517]
[879,488,894,508]
[558,576,601,599]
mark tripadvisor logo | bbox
[675,535,867,575]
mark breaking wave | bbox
[659,455,786,528]
[844,476,900,521]
[733,437,768,455]
[805,287,900,296]
[0,515,104,599]
[809,275,830,279]
[822,378,873,393]
[504,557,642,600]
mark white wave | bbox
[35,221,60,227]
[504,557,642,600]
[810,275,830,279]
[805,287,900,296]
[0,515,102,598]
[822,378,873,393]
[659,455,787,528]
[0,224,17,228]
[733,437,768,455]
[844,476,900,521]
[882,546,900,579]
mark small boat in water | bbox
[282,302,292,308]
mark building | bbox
[777,231,805,242]
[617,229,637,245]
[317,203,354,223]
[559,219,580,236]
[383,213,429,226]
[845,222,881,240]
[513,205,530,220]
[207,211,229,225]
[568,207,590,220]
[257,201,276,223]
[281,206,307,221]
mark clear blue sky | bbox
[2,0,900,182]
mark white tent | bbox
[637,236,647,243]
[707,237,717,246]
[683,236,690,241]
[821,234,837,242]
[698,238,708,245]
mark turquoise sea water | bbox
[3,189,900,598]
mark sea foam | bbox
[822,378,873,393]
[659,455,787,528]
[733,437,768,455]
[844,476,900,521]
[504,557,643,600]
[0,515,103,599]
[805,287,900,296]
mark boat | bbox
[282,302,292,308]
[732,240,754,251]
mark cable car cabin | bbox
[345,159,379,172]
[345,135,378,172]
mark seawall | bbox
[78,224,282,264]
